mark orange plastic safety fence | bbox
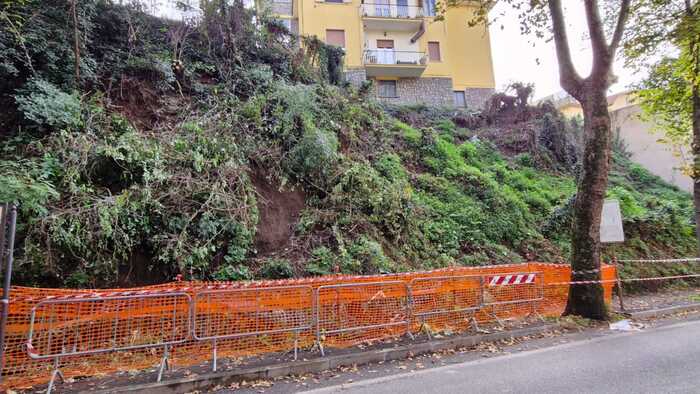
[0,263,616,390]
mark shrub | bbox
[14,79,81,130]
[306,246,336,276]
[259,258,294,279]
[285,127,339,183]
[348,236,392,274]
[394,121,421,145]
[214,264,253,281]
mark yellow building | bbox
[267,0,495,107]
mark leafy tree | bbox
[456,0,632,319]
[622,0,700,253]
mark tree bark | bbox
[564,83,611,319]
[693,84,700,256]
[71,0,80,86]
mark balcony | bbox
[363,50,427,77]
[360,3,424,31]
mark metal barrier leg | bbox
[212,338,218,372]
[157,344,170,382]
[489,305,506,327]
[317,331,325,357]
[46,357,64,394]
[469,315,485,333]
[418,317,432,340]
[293,330,299,361]
[527,300,545,322]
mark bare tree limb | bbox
[609,0,632,56]
[548,0,583,97]
[583,0,609,70]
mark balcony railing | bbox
[360,3,424,19]
[363,50,427,66]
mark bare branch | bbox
[548,0,583,97]
[583,0,608,62]
[609,0,632,56]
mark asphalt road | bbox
[303,319,700,394]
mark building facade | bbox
[268,0,496,108]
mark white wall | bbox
[612,105,693,193]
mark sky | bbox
[488,2,639,100]
[151,1,640,101]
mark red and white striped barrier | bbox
[487,273,536,286]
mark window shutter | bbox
[454,91,466,107]
[428,42,441,61]
[326,29,345,48]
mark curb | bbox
[626,302,700,319]
[84,324,557,394]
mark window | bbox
[326,29,345,48]
[326,0,344,3]
[428,42,441,61]
[378,80,397,98]
[376,39,394,49]
[275,18,292,30]
[454,91,466,107]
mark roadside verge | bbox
[86,324,557,394]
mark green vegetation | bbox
[0,1,695,288]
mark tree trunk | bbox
[564,84,611,320]
[71,0,80,86]
[693,84,700,256]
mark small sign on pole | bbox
[600,199,624,243]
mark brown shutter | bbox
[428,41,441,61]
[326,29,345,48]
[376,39,395,49]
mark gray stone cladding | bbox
[342,71,494,109]
[376,77,453,106]
[344,69,368,88]
[462,87,495,110]
[270,0,293,15]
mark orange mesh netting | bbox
[0,262,615,389]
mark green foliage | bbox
[394,121,421,146]
[14,78,81,130]
[259,258,294,279]
[347,236,392,274]
[306,246,336,276]
[214,264,253,281]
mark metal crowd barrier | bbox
[315,281,412,356]
[23,271,547,391]
[192,285,314,371]
[482,272,544,323]
[27,292,192,393]
[410,275,483,336]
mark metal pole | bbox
[0,204,17,384]
[612,257,626,312]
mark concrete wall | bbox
[612,105,692,193]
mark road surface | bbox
[303,319,700,394]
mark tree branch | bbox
[548,0,583,97]
[609,0,632,56]
[583,0,608,66]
